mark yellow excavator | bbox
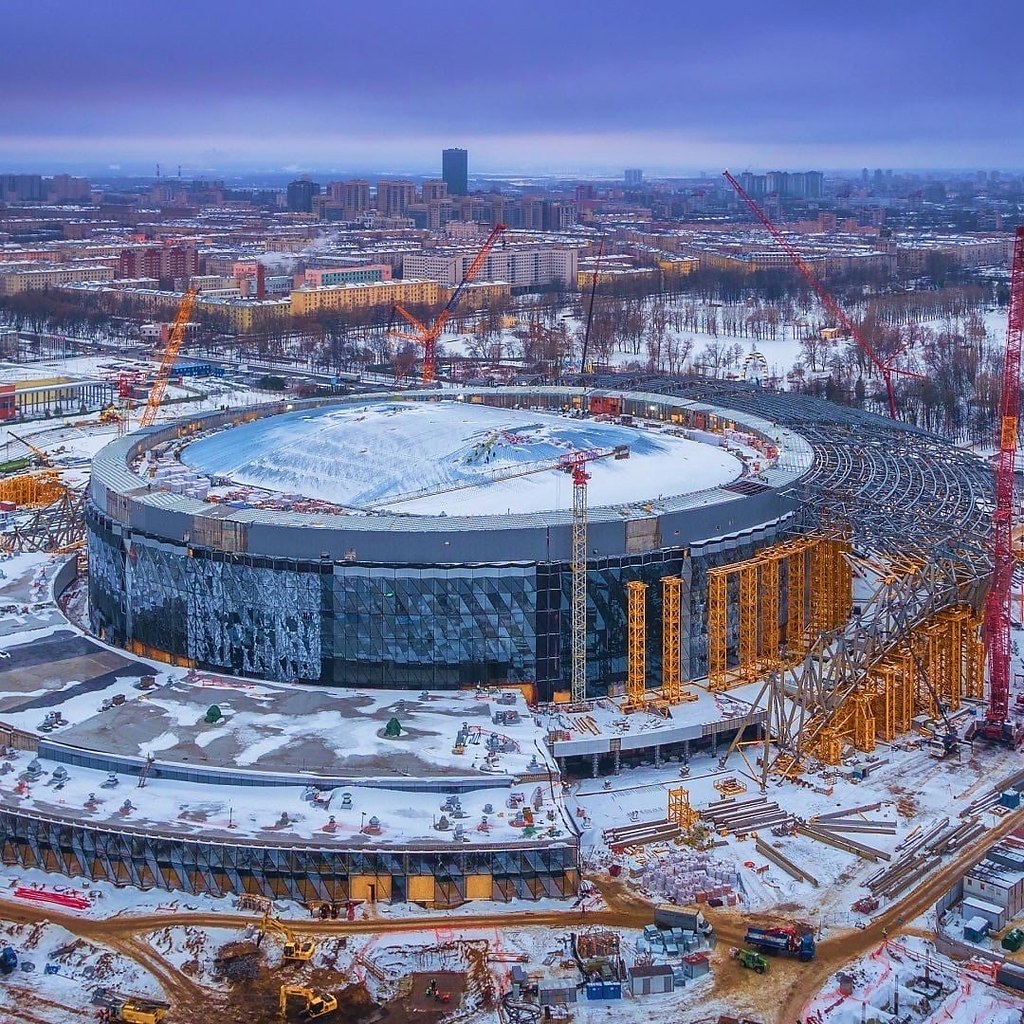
[279,985,337,1020]
[257,911,317,962]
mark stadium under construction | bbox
[0,380,1002,905]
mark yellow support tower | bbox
[810,539,831,635]
[667,787,699,829]
[760,554,780,672]
[707,569,728,691]
[738,564,758,677]
[624,580,647,711]
[786,544,808,650]
[965,611,986,700]
[661,576,682,704]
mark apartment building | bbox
[290,278,442,318]
[0,263,114,296]
[402,245,578,290]
[303,264,391,288]
[376,180,417,218]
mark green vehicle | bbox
[731,947,770,974]
[1002,928,1024,952]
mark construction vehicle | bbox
[391,223,507,384]
[1003,927,1024,952]
[653,905,713,937]
[138,287,199,429]
[257,911,317,961]
[743,925,815,962]
[971,226,1024,747]
[279,985,337,1020]
[7,430,52,467]
[730,947,769,973]
[93,989,170,1024]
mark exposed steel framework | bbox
[139,288,198,429]
[723,170,912,419]
[392,223,507,384]
[981,226,1024,735]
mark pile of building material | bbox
[753,837,819,887]
[642,851,740,906]
[604,818,681,853]
[862,814,983,901]
[700,796,794,836]
[958,766,1024,819]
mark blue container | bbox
[1000,790,1021,809]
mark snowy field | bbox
[180,400,743,515]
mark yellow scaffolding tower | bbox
[760,554,781,673]
[667,787,699,829]
[786,543,808,649]
[0,472,64,509]
[738,564,758,675]
[624,580,647,711]
[707,570,728,691]
[661,576,682,704]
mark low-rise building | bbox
[0,263,114,295]
[403,245,578,291]
[289,278,442,318]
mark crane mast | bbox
[392,223,507,384]
[569,454,590,703]
[139,288,198,429]
[722,170,903,419]
[979,225,1024,743]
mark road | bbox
[0,803,1019,1023]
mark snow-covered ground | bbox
[800,936,1023,1024]
[179,399,745,515]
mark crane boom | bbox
[981,225,1024,737]
[391,223,507,384]
[139,288,198,429]
[722,170,899,418]
[6,430,52,467]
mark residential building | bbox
[0,263,114,296]
[326,180,371,219]
[376,180,417,218]
[422,180,448,203]
[286,178,321,214]
[624,169,644,188]
[290,278,442,318]
[195,297,291,333]
[117,245,199,282]
[302,265,391,288]
[403,245,578,291]
[0,174,44,202]
[442,148,468,196]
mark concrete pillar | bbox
[683,739,690,758]
[711,732,718,758]
[613,748,621,775]
[654,745,662,768]
[591,754,599,778]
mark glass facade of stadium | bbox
[87,507,789,700]
[0,808,579,904]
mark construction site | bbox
[0,206,1023,1023]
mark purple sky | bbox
[3,0,1022,174]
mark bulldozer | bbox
[257,911,317,962]
[279,985,337,1020]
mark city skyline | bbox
[3,0,1022,174]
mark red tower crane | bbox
[722,170,921,419]
[977,225,1024,745]
[391,223,507,384]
